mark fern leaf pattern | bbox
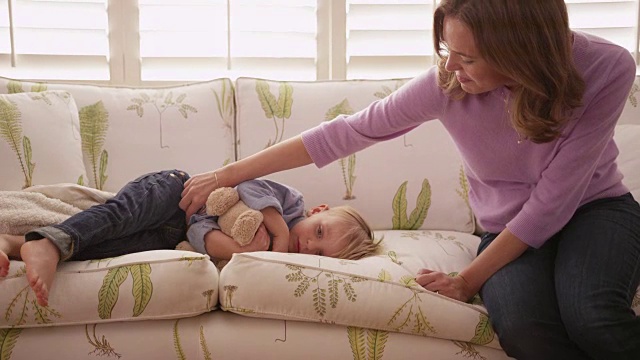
[97,266,129,319]
[129,263,153,317]
[79,101,109,190]
[392,179,431,230]
[347,327,367,360]
[0,97,30,187]
[173,319,186,360]
[0,328,22,360]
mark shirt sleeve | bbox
[236,179,305,229]
[301,66,447,168]
[507,50,636,248]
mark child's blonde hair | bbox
[326,205,381,260]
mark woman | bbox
[180,0,640,358]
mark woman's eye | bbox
[461,58,474,64]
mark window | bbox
[0,0,110,81]
[1,0,638,84]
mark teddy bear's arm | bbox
[261,207,290,253]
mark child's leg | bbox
[21,169,190,306]
[0,234,25,277]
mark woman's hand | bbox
[243,224,271,252]
[415,269,475,302]
[180,171,221,219]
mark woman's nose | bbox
[444,55,459,72]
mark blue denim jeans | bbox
[478,193,640,360]
[25,170,189,261]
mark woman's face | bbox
[442,16,515,94]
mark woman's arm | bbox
[180,136,311,218]
[416,228,528,301]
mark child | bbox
[0,170,378,307]
[187,178,378,262]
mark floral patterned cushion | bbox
[0,250,218,328]
[0,76,235,193]
[0,91,87,191]
[219,230,501,349]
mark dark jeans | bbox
[478,193,640,360]
[25,170,189,261]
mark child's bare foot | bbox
[0,234,25,277]
[20,238,61,307]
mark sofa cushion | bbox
[0,91,87,191]
[614,124,640,199]
[618,76,639,125]
[235,77,475,233]
[0,76,235,192]
[0,250,218,329]
[219,230,502,349]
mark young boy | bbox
[187,178,378,262]
[0,170,378,307]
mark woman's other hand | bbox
[415,269,475,302]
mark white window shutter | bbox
[565,0,640,63]
[346,0,436,80]
[0,0,109,81]
[138,0,317,81]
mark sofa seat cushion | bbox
[0,91,87,191]
[219,230,502,349]
[0,250,218,328]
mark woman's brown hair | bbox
[433,0,585,143]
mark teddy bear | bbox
[175,187,263,253]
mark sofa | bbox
[0,73,638,360]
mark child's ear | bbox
[306,204,330,217]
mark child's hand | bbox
[245,224,270,252]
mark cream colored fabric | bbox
[235,77,475,233]
[0,311,514,360]
[0,91,87,191]
[220,230,502,349]
[0,184,113,235]
[0,76,235,193]
[614,124,640,200]
[1,250,218,329]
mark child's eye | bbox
[316,226,323,238]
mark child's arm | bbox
[203,224,270,260]
[261,207,290,253]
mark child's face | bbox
[289,208,349,258]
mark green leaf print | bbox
[98,266,129,319]
[129,263,153,317]
[470,313,495,346]
[31,83,48,93]
[200,325,212,360]
[256,80,293,146]
[7,81,24,94]
[277,82,293,119]
[392,179,431,230]
[347,327,367,360]
[629,82,638,107]
[0,328,22,360]
[0,97,30,187]
[22,136,34,188]
[173,319,186,360]
[79,101,109,190]
[99,149,109,190]
[366,329,388,360]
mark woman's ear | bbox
[306,204,330,217]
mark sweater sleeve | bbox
[301,66,447,168]
[506,50,636,248]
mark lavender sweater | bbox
[301,32,636,248]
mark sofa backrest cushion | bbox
[0,91,87,190]
[234,77,475,233]
[0,76,235,192]
[618,76,639,125]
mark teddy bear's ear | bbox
[206,187,240,215]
